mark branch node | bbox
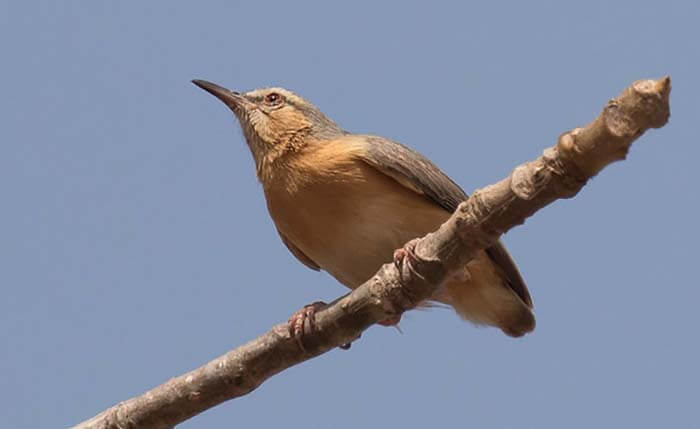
[604,101,639,139]
[553,133,589,197]
[633,77,671,128]
[511,161,549,200]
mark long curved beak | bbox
[191,79,255,112]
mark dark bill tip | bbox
[191,79,251,111]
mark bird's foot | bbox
[379,238,423,328]
[287,301,326,352]
[393,238,421,277]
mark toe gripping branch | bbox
[287,237,444,353]
[383,237,444,325]
[287,301,326,353]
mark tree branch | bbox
[73,77,671,429]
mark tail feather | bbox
[433,250,535,337]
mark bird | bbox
[192,80,535,339]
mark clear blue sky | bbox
[2,2,698,428]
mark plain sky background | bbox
[1,1,698,428]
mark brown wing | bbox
[356,135,532,307]
[277,228,320,271]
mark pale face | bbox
[237,88,315,149]
[192,80,343,169]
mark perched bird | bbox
[192,80,535,338]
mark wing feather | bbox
[356,135,532,307]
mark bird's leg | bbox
[393,238,421,275]
[287,301,326,353]
[380,238,423,327]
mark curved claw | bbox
[380,239,424,330]
[287,301,326,352]
[393,238,421,277]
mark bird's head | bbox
[192,80,344,167]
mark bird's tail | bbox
[433,251,535,337]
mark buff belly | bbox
[265,157,534,336]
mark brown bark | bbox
[73,77,671,429]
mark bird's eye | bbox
[264,92,283,106]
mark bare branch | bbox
[73,77,671,429]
